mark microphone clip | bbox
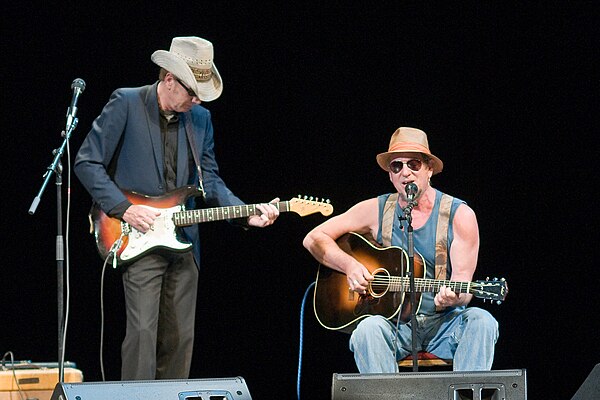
[399,199,418,223]
[399,182,419,224]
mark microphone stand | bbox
[28,118,78,383]
[400,198,419,372]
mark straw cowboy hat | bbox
[151,36,223,102]
[376,127,444,174]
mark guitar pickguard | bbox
[119,205,191,261]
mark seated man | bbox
[303,127,499,372]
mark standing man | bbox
[303,127,499,372]
[75,36,280,380]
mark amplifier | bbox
[0,367,83,400]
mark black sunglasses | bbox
[389,159,423,173]
[176,78,197,98]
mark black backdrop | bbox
[2,3,598,399]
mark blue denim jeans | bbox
[349,307,499,373]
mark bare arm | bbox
[303,198,380,293]
[434,203,480,308]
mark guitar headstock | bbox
[289,196,333,216]
[471,277,508,304]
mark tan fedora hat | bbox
[151,36,223,102]
[376,127,444,174]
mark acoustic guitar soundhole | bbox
[368,267,391,298]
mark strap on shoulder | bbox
[183,114,206,200]
[435,194,454,280]
[381,193,398,247]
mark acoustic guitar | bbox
[313,232,508,333]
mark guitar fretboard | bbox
[173,202,290,225]
[374,277,472,294]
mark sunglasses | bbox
[176,78,197,98]
[389,159,423,173]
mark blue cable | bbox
[297,281,315,400]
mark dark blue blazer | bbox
[74,82,244,266]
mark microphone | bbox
[402,182,418,221]
[65,78,86,131]
[405,182,418,201]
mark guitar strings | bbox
[367,276,499,297]
[368,275,471,292]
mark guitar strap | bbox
[381,191,454,280]
[183,114,207,201]
[435,194,453,281]
[381,193,398,247]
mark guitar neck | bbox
[387,277,472,294]
[173,201,291,225]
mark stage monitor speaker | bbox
[51,376,252,400]
[332,369,527,400]
[572,363,600,400]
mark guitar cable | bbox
[99,249,114,381]
[108,233,125,269]
[1,351,26,400]
[97,232,126,380]
[393,309,403,365]
[296,280,315,400]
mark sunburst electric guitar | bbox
[90,186,333,265]
[313,232,508,333]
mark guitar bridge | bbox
[348,288,355,301]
